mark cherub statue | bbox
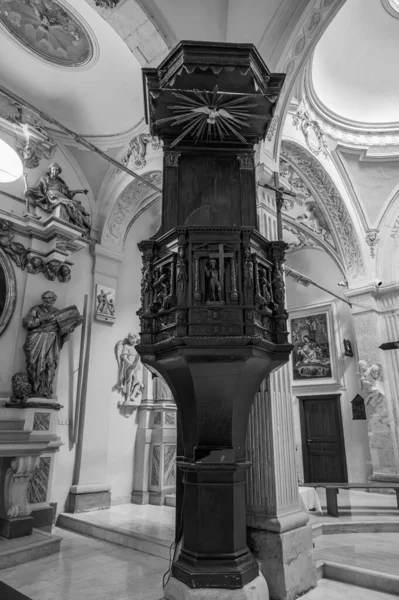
[115,333,144,404]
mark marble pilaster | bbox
[68,245,123,512]
[246,364,316,600]
[346,284,399,482]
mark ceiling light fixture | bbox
[0,138,23,183]
[381,0,399,18]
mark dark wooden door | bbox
[300,395,348,483]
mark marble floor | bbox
[1,527,398,600]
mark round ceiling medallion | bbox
[382,0,399,18]
[0,0,94,67]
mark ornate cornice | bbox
[280,141,364,276]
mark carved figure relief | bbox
[255,266,275,312]
[357,360,385,410]
[22,291,83,398]
[115,333,144,404]
[0,0,93,67]
[151,265,172,312]
[205,258,223,303]
[271,263,286,313]
[243,244,254,299]
[25,163,91,237]
[95,284,116,322]
[176,245,187,294]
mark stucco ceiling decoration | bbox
[312,0,399,126]
[0,0,94,67]
[104,170,162,250]
[279,157,335,249]
[303,65,399,147]
[280,141,364,276]
[381,0,399,19]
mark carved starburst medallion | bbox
[154,86,261,147]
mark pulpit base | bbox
[164,574,269,600]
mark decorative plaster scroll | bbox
[0,94,56,168]
[95,0,120,7]
[118,133,160,173]
[4,455,39,518]
[283,224,320,252]
[292,110,329,158]
[104,170,162,249]
[0,219,71,282]
[279,158,335,248]
[281,142,364,276]
[366,231,380,258]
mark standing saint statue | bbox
[205,258,222,302]
[23,291,83,398]
[115,333,144,403]
[25,162,91,237]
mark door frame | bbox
[298,394,348,483]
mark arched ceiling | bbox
[312,0,399,125]
[0,0,144,136]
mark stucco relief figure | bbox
[96,286,116,320]
[23,291,83,398]
[358,360,385,409]
[25,163,91,237]
[115,333,144,403]
[205,258,222,302]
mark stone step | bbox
[0,528,61,570]
[58,510,174,561]
[165,494,176,507]
[321,560,399,597]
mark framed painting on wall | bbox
[290,306,336,382]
